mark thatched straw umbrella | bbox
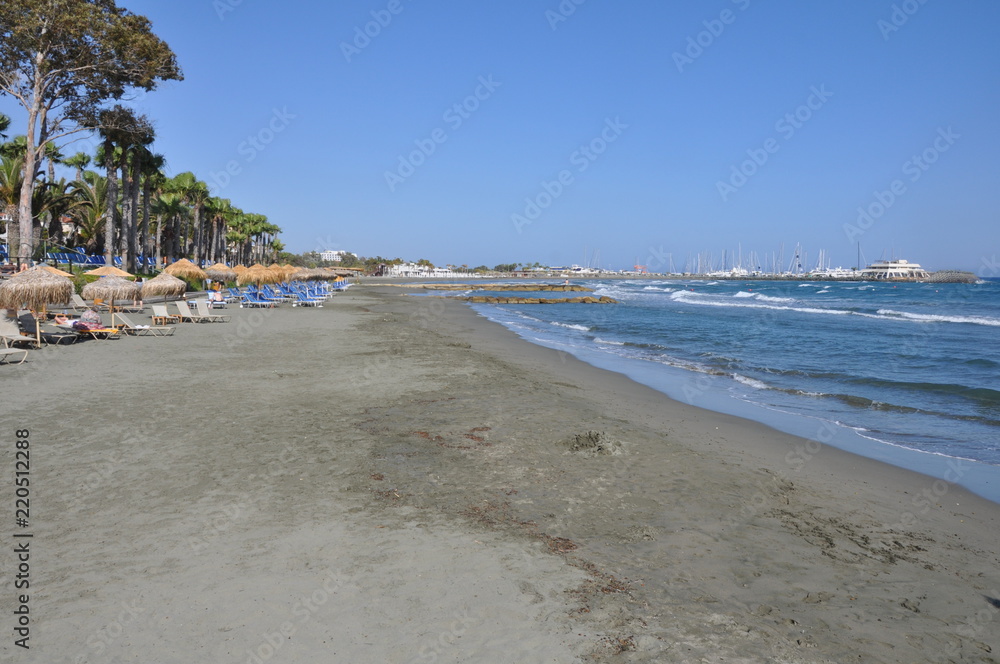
[163,258,208,281]
[81,276,140,313]
[237,263,280,286]
[0,267,74,312]
[205,262,236,283]
[141,272,187,300]
[265,263,290,283]
[84,265,134,278]
[38,264,74,278]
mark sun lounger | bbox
[0,317,39,349]
[70,293,91,311]
[194,300,231,322]
[111,312,175,336]
[292,293,323,307]
[17,313,77,346]
[173,300,210,323]
[0,338,28,365]
[55,323,120,340]
[240,293,275,308]
[151,304,181,325]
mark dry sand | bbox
[1,287,998,663]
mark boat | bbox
[858,259,930,282]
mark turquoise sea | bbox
[460,278,1000,502]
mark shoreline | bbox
[4,286,998,662]
[468,300,1000,506]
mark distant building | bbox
[380,262,454,278]
[320,250,349,262]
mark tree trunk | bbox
[103,138,118,266]
[154,213,163,269]
[126,151,141,273]
[140,177,151,264]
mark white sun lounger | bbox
[111,312,175,336]
[194,300,231,322]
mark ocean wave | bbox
[732,374,771,390]
[876,309,1000,327]
[848,377,1000,407]
[671,291,852,316]
[732,291,796,303]
[594,337,626,346]
[550,321,591,331]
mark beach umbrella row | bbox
[81,276,140,312]
[85,265,134,278]
[0,267,73,311]
[163,258,208,281]
[141,272,187,299]
[205,263,236,282]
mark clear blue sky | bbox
[4,0,999,272]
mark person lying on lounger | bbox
[72,308,104,330]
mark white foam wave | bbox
[734,290,794,302]
[672,291,851,316]
[550,321,591,331]
[594,337,625,346]
[876,310,1000,327]
[732,374,770,390]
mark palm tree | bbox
[0,154,23,217]
[68,171,108,255]
[97,105,152,266]
[0,135,26,161]
[150,192,186,267]
[166,172,210,264]
[33,177,80,252]
[42,142,64,183]
[204,196,235,265]
[139,153,166,265]
[121,135,154,272]
[63,152,92,181]
[0,113,10,141]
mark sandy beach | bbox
[2,286,999,663]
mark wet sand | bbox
[2,287,998,663]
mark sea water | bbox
[462,278,1000,502]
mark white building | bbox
[383,262,455,278]
[320,250,349,262]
